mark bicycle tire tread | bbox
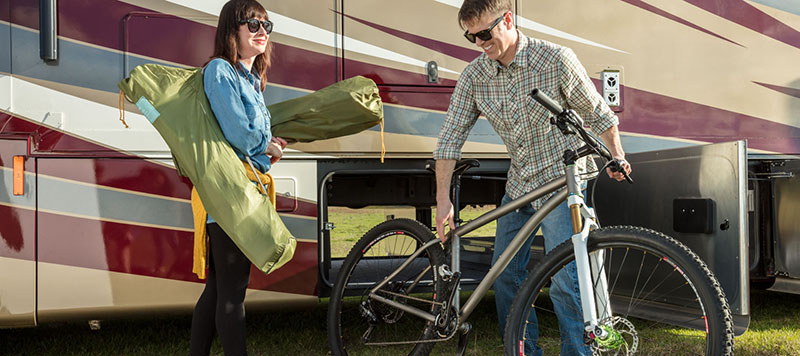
[503,225,734,355]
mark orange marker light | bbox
[13,155,24,196]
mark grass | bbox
[329,205,500,258]
[2,290,799,355]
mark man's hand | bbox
[436,198,456,243]
[605,158,632,182]
[598,125,631,182]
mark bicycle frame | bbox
[367,148,610,338]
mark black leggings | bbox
[189,223,251,356]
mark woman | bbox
[189,1,285,355]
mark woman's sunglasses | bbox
[240,18,273,34]
[463,15,504,43]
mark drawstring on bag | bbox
[118,90,129,128]
[380,117,385,163]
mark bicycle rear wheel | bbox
[327,218,446,356]
[504,226,734,355]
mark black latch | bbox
[426,61,438,83]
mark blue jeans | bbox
[493,193,590,356]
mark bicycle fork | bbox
[565,163,615,346]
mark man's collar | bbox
[479,30,529,78]
[512,32,530,68]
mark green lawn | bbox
[329,205,500,257]
[2,290,799,355]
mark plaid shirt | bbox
[434,33,619,209]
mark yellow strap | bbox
[191,161,277,279]
[191,187,208,280]
[118,90,129,128]
[380,118,385,163]
[242,162,276,203]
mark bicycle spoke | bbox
[328,219,447,356]
[505,227,733,356]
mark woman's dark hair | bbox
[210,0,272,90]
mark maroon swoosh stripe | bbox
[36,211,318,295]
[340,12,481,63]
[0,204,34,260]
[607,79,800,154]
[38,157,193,200]
[12,0,147,51]
[621,0,742,47]
[0,112,129,155]
[290,199,318,218]
[36,152,319,217]
[685,0,800,50]
[10,0,456,89]
[2,113,319,216]
[0,3,9,23]
[753,82,800,100]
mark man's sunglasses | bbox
[463,15,504,43]
[240,18,273,34]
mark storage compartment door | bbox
[0,136,36,327]
[593,140,749,335]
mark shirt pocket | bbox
[477,99,503,118]
[241,90,264,122]
[476,100,512,135]
[242,102,259,119]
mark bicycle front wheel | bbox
[327,218,446,356]
[504,226,734,356]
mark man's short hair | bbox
[458,0,512,29]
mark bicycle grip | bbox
[530,89,564,115]
[608,159,634,184]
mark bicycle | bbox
[327,89,734,355]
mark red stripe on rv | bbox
[0,204,35,261]
[10,0,456,89]
[1,115,318,217]
[591,80,800,155]
[36,211,317,295]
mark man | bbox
[433,0,632,354]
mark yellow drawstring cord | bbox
[380,118,385,163]
[118,90,129,128]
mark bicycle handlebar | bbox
[530,89,633,184]
[530,89,564,115]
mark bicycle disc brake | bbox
[589,316,639,355]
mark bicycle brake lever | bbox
[622,169,634,184]
[608,159,634,184]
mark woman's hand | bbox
[266,137,286,164]
[272,136,287,149]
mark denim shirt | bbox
[203,58,272,223]
[204,57,272,174]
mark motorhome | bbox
[2,0,798,334]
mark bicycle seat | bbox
[454,159,480,176]
[425,159,480,177]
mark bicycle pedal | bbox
[361,324,375,343]
[456,322,472,356]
